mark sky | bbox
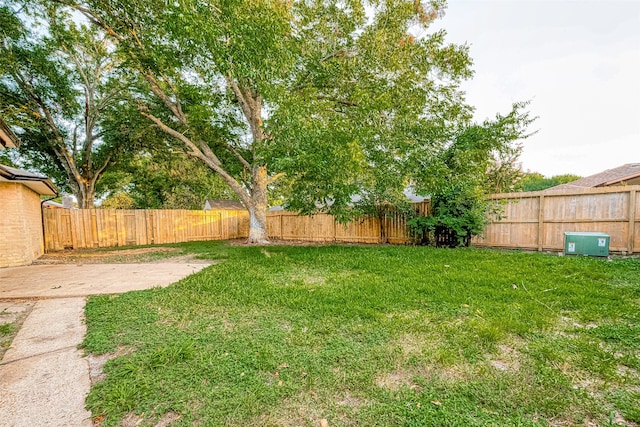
[430,0,640,177]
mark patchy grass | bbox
[82,242,640,426]
[0,300,34,360]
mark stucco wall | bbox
[0,182,44,267]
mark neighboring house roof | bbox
[547,163,640,192]
[270,189,429,211]
[0,164,58,196]
[0,118,20,149]
[349,188,428,204]
[43,200,64,208]
[203,199,246,210]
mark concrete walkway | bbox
[0,262,210,427]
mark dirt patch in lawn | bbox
[111,410,181,427]
[87,346,136,385]
[0,299,35,361]
[33,247,192,265]
[227,238,375,247]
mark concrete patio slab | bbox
[0,262,210,298]
[0,262,211,427]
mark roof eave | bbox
[599,172,640,187]
[0,165,59,196]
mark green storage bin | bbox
[564,232,610,257]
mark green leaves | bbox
[409,103,534,246]
[0,2,131,204]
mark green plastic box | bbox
[564,232,610,257]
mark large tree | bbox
[0,5,126,207]
[49,0,474,243]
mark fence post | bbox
[629,189,636,254]
[538,194,545,252]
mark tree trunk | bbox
[76,180,96,209]
[379,214,387,244]
[247,166,269,244]
[376,205,388,244]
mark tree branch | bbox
[138,108,250,206]
[56,1,125,42]
[14,72,85,187]
[226,75,252,124]
[160,73,185,119]
[227,144,252,169]
[225,75,264,144]
[143,72,186,123]
[91,153,112,186]
[267,172,285,185]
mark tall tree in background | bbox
[50,0,475,243]
[484,142,524,194]
[99,151,237,209]
[0,5,125,207]
[516,172,581,192]
[94,96,237,209]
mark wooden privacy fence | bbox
[473,186,640,253]
[43,209,250,251]
[267,202,430,244]
[43,202,430,251]
[43,190,639,253]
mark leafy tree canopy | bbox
[516,172,581,192]
[0,2,130,207]
[99,150,237,210]
[45,0,480,242]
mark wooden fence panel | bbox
[485,197,540,249]
[267,213,282,239]
[383,212,408,244]
[335,216,381,243]
[475,186,640,253]
[44,208,251,251]
[44,194,638,254]
[266,211,411,243]
[44,203,427,251]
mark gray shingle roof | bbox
[203,199,246,210]
[548,163,640,191]
[0,164,58,195]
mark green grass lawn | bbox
[82,242,640,426]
